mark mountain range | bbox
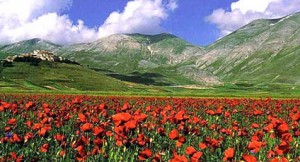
[1,12,300,91]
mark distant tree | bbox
[2,61,13,67]
[29,58,40,66]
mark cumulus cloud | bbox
[98,0,177,38]
[206,0,300,36]
[0,0,177,45]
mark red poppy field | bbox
[0,94,299,161]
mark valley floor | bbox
[1,85,300,99]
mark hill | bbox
[0,38,61,59]
[0,51,144,92]
[58,33,203,86]
[196,12,300,86]
[1,12,300,91]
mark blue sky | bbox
[0,0,299,45]
[67,0,235,46]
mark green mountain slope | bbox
[0,38,61,58]
[196,12,300,85]
[58,33,202,86]
[0,61,140,91]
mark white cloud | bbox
[206,0,300,37]
[0,0,97,45]
[0,0,177,45]
[167,0,178,11]
[98,0,176,38]
[1,13,98,45]
[231,0,277,14]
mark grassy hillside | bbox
[0,61,145,91]
[197,12,300,86]
[0,38,61,55]
[58,33,202,86]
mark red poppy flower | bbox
[138,148,152,161]
[39,143,49,153]
[242,154,257,162]
[38,127,48,137]
[253,109,263,115]
[59,150,66,157]
[25,121,32,128]
[281,133,293,142]
[7,118,17,125]
[32,123,43,130]
[80,135,89,145]
[125,120,137,130]
[78,113,87,123]
[267,150,276,158]
[24,132,34,142]
[251,123,259,129]
[169,129,179,140]
[270,157,288,162]
[112,113,132,123]
[170,152,188,162]
[247,141,265,153]
[152,153,162,162]
[277,123,289,134]
[12,134,22,143]
[199,142,207,150]
[10,152,24,162]
[80,123,93,132]
[291,112,300,121]
[93,137,103,147]
[54,134,65,142]
[175,110,185,121]
[275,140,290,155]
[134,113,148,122]
[137,133,148,147]
[0,106,4,112]
[76,145,87,157]
[223,148,234,161]
[185,146,196,155]
[116,140,123,147]
[121,102,130,111]
[206,137,221,148]
[106,131,113,136]
[72,97,82,104]
[98,103,107,110]
[206,110,215,115]
[224,111,231,117]
[178,136,186,144]
[215,107,223,115]
[157,127,166,136]
[191,151,203,162]
[93,126,105,136]
[25,101,34,109]
[176,141,183,148]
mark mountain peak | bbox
[126,33,176,38]
[29,38,43,42]
[0,38,61,54]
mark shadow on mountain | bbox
[106,72,172,86]
[90,68,114,73]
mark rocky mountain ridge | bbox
[1,12,300,87]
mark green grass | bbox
[1,83,300,99]
[0,61,148,91]
[1,61,300,99]
[219,46,300,85]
